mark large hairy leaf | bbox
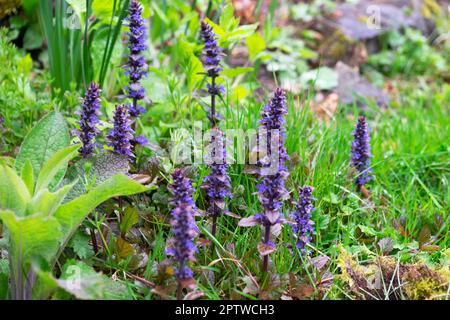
[34,260,131,300]
[15,112,70,191]
[63,152,130,202]
[0,210,62,269]
[34,144,80,192]
[0,165,31,215]
[27,184,74,217]
[55,174,149,239]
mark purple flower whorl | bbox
[291,186,315,254]
[201,128,232,218]
[166,169,199,284]
[350,116,374,187]
[75,82,102,158]
[106,105,134,158]
[125,0,147,118]
[200,21,223,80]
[256,88,289,231]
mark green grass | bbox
[121,82,449,300]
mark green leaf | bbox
[300,67,338,91]
[56,260,131,299]
[55,174,149,242]
[35,144,80,192]
[204,18,225,39]
[0,210,62,271]
[219,4,235,30]
[0,157,14,167]
[92,0,115,23]
[63,152,130,201]
[225,24,258,45]
[21,160,35,195]
[115,236,134,259]
[0,165,31,215]
[23,24,44,50]
[69,231,93,259]
[246,32,266,61]
[27,184,74,217]
[17,54,33,76]
[15,112,70,191]
[222,67,254,78]
[120,207,139,235]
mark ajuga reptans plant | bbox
[350,116,374,189]
[239,88,289,273]
[201,127,232,236]
[291,186,315,255]
[200,20,224,124]
[199,21,231,239]
[74,82,101,158]
[166,169,199,299]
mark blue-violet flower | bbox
[75,82,102,158]
[350,116,374,187]
[106,105,134,158]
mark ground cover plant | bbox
[0,0,448,301]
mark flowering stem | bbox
[211,214,218,236]
[89,221,98,255]
[210,75,216,126]
[263,224,271,273]
[132,96,138,132]
[176,284,183,300]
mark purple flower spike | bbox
[106,105,134,158]
[257,88,289,221]
[350,116,374,187]
[125,0,147,118]
[169,168,197,208]
[166,169,199,286]
[75,82,102,158]
[291,186,315,254]
[200,21,223,79]
[238,88,290,272]
[201,128,232,219]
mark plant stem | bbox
[263,224,271,273]
[205,0,213,18]
[90,227,99,255]
[211,214,217,255]
[132,96,138,132]
[176,283,183,300]
[210,75,216,126]
[211,214,217,238]
[176,260,185,300]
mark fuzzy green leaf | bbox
[15,112,70,191]
[0,210,62,271]
[0,165,31,215]
[55,174,149,241]
[21,159,35,195]
[35,144,80,192]
[27,184,74,217]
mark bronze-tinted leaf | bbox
[418,225,431,248]
[310,255,330,271]
[115,236,134,259]
[257,242,276,256]
[130,173,152,184]
[179,277,197,290]
[378,237,394,254]
[238,215,260,227]
[291,284,314,300]
[184,290,205,300]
